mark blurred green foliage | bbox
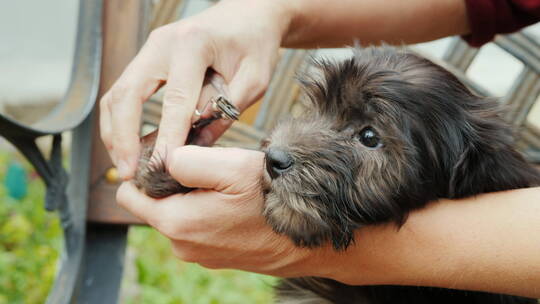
[0,151,276,303]
[125,226,276,304]
[0,152,61,304]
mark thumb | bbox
[168,145,265,192]
[192,61,270,146]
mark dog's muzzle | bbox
[265,148,294,179]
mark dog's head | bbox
[261,47,523,250]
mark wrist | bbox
[221,0,296,46]
[270,0,300,47]
[319,226,396,286]
[260,0,297,46]
[276,0,308,48]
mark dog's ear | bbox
[297,55,364,116]
[433,57,540,198]
[297,57,338,115]
[448,126,539,198]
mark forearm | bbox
[279,0,470,48]
[328,187,540,298]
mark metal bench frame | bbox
[0,1,102,302]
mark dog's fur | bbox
[134,130,194,198]
[261,47,540,304]
[134,46,540,304]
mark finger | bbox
[195,72,226,120]
[109,84,145,179]
[118,181,226,241]
[110,80,163,179]
[154,45,211,160]
[191,119,233,146]
[192,61,270,146]
[228,59,270,110]
[99,91,115,163]
[109,44,167,179]
[168,145,265,191]
[116,181,163,225]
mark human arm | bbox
[282,0,470,48]
[331,185,540,298]
[116,146,540,298]
[282,0,540,48]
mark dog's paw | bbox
[133,138,193,199]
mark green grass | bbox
[0,150,276,303]
[125,226,276,304]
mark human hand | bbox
[116,145,335,277]
[100,0,293,179]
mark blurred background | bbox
[0,1,539,303]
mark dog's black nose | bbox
[265,148,294,178]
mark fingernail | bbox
[117,160,131,180]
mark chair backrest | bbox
[423,33,540,162]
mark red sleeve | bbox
[463,0,540,47]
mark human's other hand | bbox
[116,146,334,277]
[100,0,292,179]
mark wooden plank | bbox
[218,121,266,149]
[256,50,308,132]
[87,180,144,224]
[149,0,184,31]
[239,98,263,125]
[442,38,479,71]
[87,0,147,225]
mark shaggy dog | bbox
[135,47,540,304]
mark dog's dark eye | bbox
[357,127,382,148]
